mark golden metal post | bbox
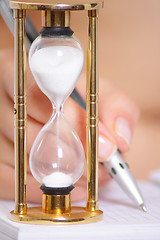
[14,9,27,215]
[87,9,99,212]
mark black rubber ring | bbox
[40,184,75,195]
[40,27,74,37]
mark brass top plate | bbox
[10,0,103,11]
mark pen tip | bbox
[140,204,147,212]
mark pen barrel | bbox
[86,9,99,212]
[14,9,27,215]
[104,151,144,207]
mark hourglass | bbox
[10,0,103,224]
[29,20,86,212]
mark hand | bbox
[0,49,139,203]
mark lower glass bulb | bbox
[29,110,85,188]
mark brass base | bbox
[42,193,71,214]
[10,206,103,225]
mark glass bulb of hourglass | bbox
[29,34,84,110]
[29,32,85,189]
[29,108,85,188]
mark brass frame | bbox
[10,0,103,11]
[10,0,103,224]
[10,207,102,224]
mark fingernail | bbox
[99,134,117,162]
[115,117,132,146]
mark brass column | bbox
[14,9,27,215]
[86,9,99,212]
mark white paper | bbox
[0,181,160,240]
[149,169,160,185]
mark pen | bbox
[0,0,147,212]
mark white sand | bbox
[29,46,84,110]
[42,172,73,188]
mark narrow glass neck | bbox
[52,102,63,116]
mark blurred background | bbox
[0,0,160,180]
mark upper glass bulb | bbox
[29,34,84,110]
[29,31,85,189]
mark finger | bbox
[0,162,42,203]
[76,75,140,153]
[0,84,14,143]
[0,133,14,167]
[0,163,15,200]
[0,131,33,175]
[1,49,52,125]
[99,90,140,153]
[0,85,45,154]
